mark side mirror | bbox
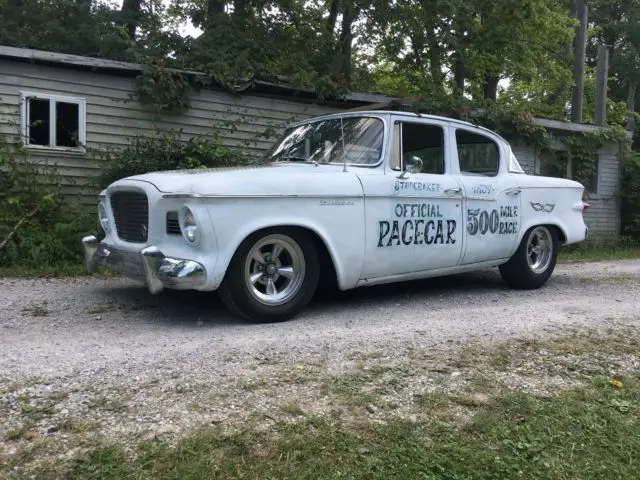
[406,156,423,173]
[398,156,423,179]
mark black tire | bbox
[499,225,560,290]
[218,227,320,322]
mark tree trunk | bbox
[453,57,465,96]
[120,0,142,40]
[571,0,588,123]
[427,27,445,93]
[626,79,637,130]
[482,74,500,101]
[207,0,226,16]
[339,3,358,87]
[627,80,637,110]
[409,35,424,69]
[547,1,577,105]
[233,0,247,17]
[326,0,340,33]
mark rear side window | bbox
[456,129,500,176]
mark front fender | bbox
[204,198,366,291]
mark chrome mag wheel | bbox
[243,234,306,306]
[526,226,554,274]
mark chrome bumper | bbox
[81,235,206,294]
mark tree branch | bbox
[0,206,40,253]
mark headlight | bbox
[98,202,110,232]
[179,206,199,244]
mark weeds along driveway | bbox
[0,259,639,456]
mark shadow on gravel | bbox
[95,268,511,326]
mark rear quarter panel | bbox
[517,175,587,245]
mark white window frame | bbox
[20,91,86,152]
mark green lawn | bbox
[4,328,640,480]
[12,375,638,480]
[559,241,640,263]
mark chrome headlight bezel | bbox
[98,201,110,232]
[179,205,200,245]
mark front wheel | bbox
[499,225,559,289]
[218,228,320,322]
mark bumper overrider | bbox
[81,235,206,294]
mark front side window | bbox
[390,121,445,174]
[456,129,500,176]
[20,92,86,149]
[262,116,384,166]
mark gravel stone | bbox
[0,260,639,444]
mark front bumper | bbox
[81,235,206,294]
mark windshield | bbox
[259,116,384,166]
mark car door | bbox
[359,117,464,279]
[452,127,522,265]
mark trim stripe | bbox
[162,193,364,199]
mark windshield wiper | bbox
[276,155,309,163]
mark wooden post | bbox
[595,44,609,125]
[571,0,588,124]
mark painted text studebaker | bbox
[82,111,589,322]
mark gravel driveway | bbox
[1,259,639,456]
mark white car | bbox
[82,111,589,322]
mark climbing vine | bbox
[133,58,192,116]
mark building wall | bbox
[512,141,621,240]
[0,60,340,201]
[0,59,622,240]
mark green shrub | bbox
[1,127,253,274]
[621,149,640,240]
[92,127,251,190]
[0,139,97,271]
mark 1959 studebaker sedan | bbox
[81,110,589,322]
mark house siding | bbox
[512,140,621,240]
[0,59,623,240]
[0,60,340,202]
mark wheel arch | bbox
[517,219,568,246]
[217,222,344,291]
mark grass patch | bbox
[17,373,640,479]
[20,302,51,317]
[559,240,640,263]
[4,423,36,441]
[58,418,102,434]
[239,379,268,391]
[0,264,116,279]
[0,263,86,278]
[87,396,127,413]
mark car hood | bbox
[121,163,364,197]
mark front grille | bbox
[166,211,181,235]
[110,190,149,243]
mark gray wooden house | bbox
[0,45,626,240]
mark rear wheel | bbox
[218,228,320,322]
[499,225,559,289]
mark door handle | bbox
[444,188,461,194]
[505,188,522,196]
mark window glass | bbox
[28,98,50,146]
[56,101,80,147]
[264,116,384,166]
[391,121,445,174]
[24,95,82,148]
[456,129,499,176]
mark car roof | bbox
[287,110,508,143]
